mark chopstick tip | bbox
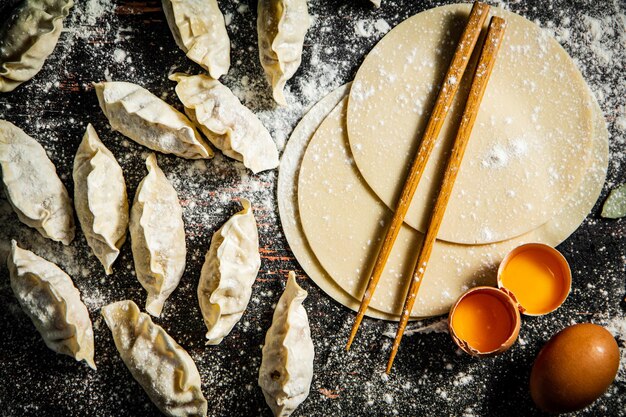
[345,322,358,351]
[346,308,367,351]
[473,1,490,13]
[385,357,395,374]
[386,339,401,374]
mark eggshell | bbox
[448,286,521,357]
[530,323,620,413]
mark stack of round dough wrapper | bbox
[278,4,608,320]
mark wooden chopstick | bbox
[346,1,491,351]
[386,16,508,373]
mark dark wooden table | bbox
[0,0,624,416]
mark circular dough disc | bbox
[298,93,606,317]
[278,83,412,321]
[347,4,594,244]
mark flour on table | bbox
[0,0,624,416]
[383,318,449,338]
[355,18,391,37]
[606,316,626,383]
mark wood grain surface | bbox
[0,0,624,416]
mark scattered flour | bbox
[0,0,624,416]
[355,18,391,37]
[113,48,127,63]
[605,316,626,383]
[83,0,114,26]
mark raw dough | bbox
[297,92,606,317]
[347,4,594,244]
[300,99,493,317]
[278,83,408,320]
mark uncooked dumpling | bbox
[130,154,186,317]
[198,198,260,344]
[162,0,230,79]
[258,271,314,417]
[7,240,95,369]
[73,124,129,274]
[0,0,74,92]
[257,0,310,105]
[102,300,208,417]
[0,120,74,245]
[170,73,279,173]
[94,81,213,159]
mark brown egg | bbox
[530,323,620,413]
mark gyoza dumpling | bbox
[197,198,260,344]
[258,271,314,417]
[257,0,310,106]
[94,81,213,159]
[73,124,129,275]
[130,153,186,317]
[162,0,230,79]
[7,240,95,369]
[0,0,74,92]
[0,120,74,245]
[170,73,279,174]
[102,300,207,417]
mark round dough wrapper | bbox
[347,4,594,244]
[278,83,410,321]
[298,93,606,317]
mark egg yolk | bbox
[500,248,567,315]
[451,292,515,353]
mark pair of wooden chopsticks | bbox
[345,1,508,373]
